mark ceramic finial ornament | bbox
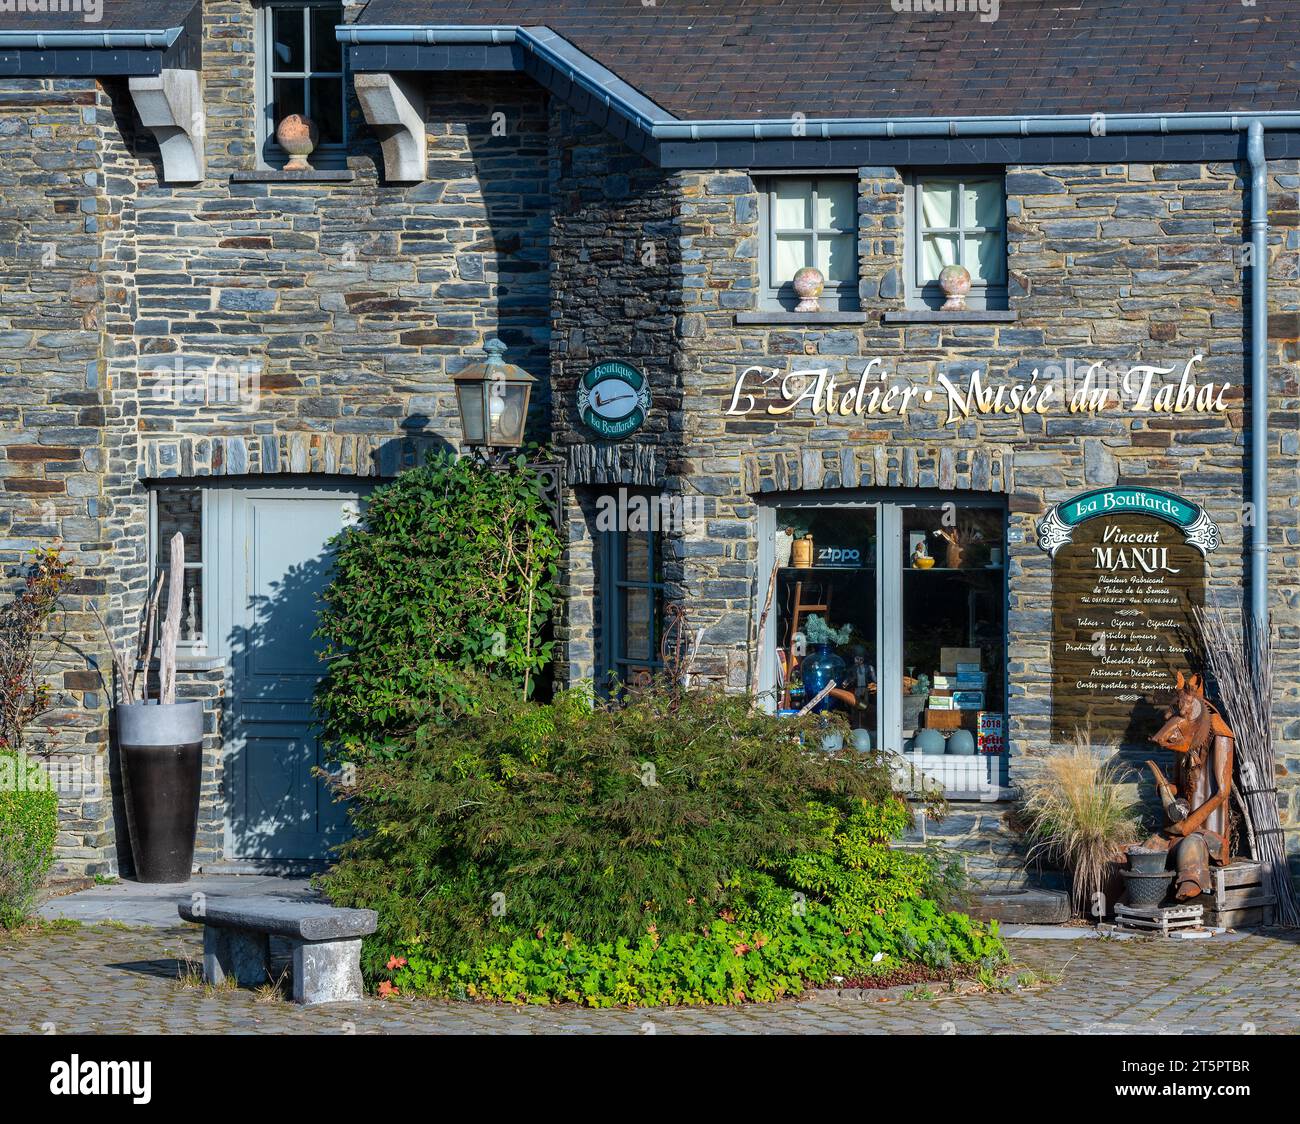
[938,263,972,311]
[276,113,318,172]
[792,266,825,312]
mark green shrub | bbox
[319,683,896,967]
[314,452,561,766]
[778,799,967,927]
[380,900,1004,1007]
[0,751,58,928]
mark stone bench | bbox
[178,897,377,1005]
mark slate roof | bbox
[0,0,200,31]
[355,0,1300,120]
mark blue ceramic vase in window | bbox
[800,644,846,713]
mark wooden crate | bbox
[1115,902,1204,936]
[1205,861,1275,928]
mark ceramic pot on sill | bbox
[276,114,319,172]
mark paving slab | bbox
[3,921,1299,1035]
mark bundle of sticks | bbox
[1195,604,1300,927]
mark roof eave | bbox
[344,23,1300,168]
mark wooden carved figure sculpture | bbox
[1136,671,1235,900]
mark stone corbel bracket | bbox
[128,69,206,184]
[354,72,427,183]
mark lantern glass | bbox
[488,381,531,448]
[456,380,487,445]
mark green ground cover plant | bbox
[0,549,69,927]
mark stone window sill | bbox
[229,169,356,184]
[881,310,1019,323]
[735,311,871,326]
[175,656,225,672]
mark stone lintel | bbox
[354,72,427,183]
[127,69,205,184]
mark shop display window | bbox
[770,497,1008,793]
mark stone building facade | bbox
[1,2,1298,886]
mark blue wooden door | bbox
[212,484,366,862]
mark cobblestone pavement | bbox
[3,923,1298,1034]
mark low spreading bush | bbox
[778,799,967,927]
[319,683,896,968]
[320,682,1005,1004]
[0,751,58,928]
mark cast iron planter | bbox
[1121,869,1175,909]
[117,701,203,883]
[1127,847,1168,874]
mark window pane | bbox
[156,487,203,645]
[814,179,855,232]
[774,235,812,283]
[271,7,305,72]
[964,233,1004,283]
[816,233,856,284]
[310,76,344,144]
[900,505,1005,758]
[623,587,653,661]
[964,179,1003,229]
[774,507,878,724]
[272,77,306,125]
[920,181,958,228]
[773,180,811,230]
[157,489,201,562]
[311,5,343,72]
[922,233,958,281]
[625,531,652,584]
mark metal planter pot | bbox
[1127,847,1169,875]
[117,701,204,884]
[1121,869,1175,909]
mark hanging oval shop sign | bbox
[1037,486,1220,558]
[578,361,651,439]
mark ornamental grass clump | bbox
[1017,736,1143,916]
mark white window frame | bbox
[905,170,1008,311]
[757,174,860,311]
[755,491,1010,799]
[255,1,347,169]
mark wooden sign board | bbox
[1038,488,1219,743]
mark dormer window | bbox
[257,2,346,168]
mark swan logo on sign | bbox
[577,361,651,439]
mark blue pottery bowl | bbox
[946,729,976,756]
[914,728,946,754]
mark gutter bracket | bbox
[127,69,205,184]
[354,72,428,183]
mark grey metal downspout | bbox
[1247,122,1270,641]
